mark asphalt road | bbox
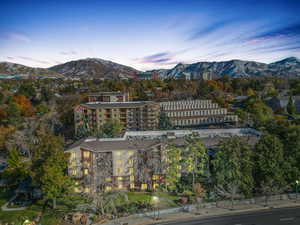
[156,206,300,225]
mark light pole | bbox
[296,180,299,202]
[151,195,160,220]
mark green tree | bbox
[286,96,296,115]
[97,119,123,138]
[4,147,30,186]
[32,132,73,209]
[184,134,209,188]
[213,137,254,209]
[165,145,182,192]
[159,112,173,130]
[6,102,22,126]
[254,133,286,206]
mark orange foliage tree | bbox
[13,95,35,117]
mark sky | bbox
[0,0,300,71]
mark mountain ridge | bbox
[1,57,299,79]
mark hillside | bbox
[48,58,141,79]
[0,62,62,78]
[152,57,300,79]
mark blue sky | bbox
[0,0,300,70]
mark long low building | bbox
[160,99,238,127]
[66,128,259,193]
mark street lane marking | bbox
[279,217,294,221]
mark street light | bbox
[151,195,160,220]
[295,180,299,202]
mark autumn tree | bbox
[13,95,35,117]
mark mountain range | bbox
[0,57,299,79]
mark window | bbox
[83,151,90,159]
[83,168,89,175]
[74,187,81,193]
[117,176,123,181]
[71,152,76,160]
[84,187,90,193]
[153,183,159,189]
[116,151,122,156]
[129,168,134,174]
[105,177,112,182]
[72,169,77,176]
[128,151,134,156]
[130,175,134,181]
[177,173,181,177]
[128,159,133,167]
[117,168,124,174]
[116,160,122,165]
[105,186,112,191]
[152,175,159,180]
[118,184,123,189]
[130,183,135,189]
[141,184,147,190]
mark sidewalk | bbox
[99,198,300,225]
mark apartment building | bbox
[160,99,238,127]
[74,101,160,134]
[87,91,130,102]
[66,128,259,193]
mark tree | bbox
[99,119,123,138]
[184,134,209,188]
[4,147,30,186]
[254,133,286,206]
[32,131,73,209]
[13,95,35,117]
[159,112,173,130]
[18,84,36,99]
[6,102,22,126]
[165,145,182,192]
[212,137,254,209]
[287,96,296,115]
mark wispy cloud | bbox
[18,56,50,65]
[6,56,15,60]
[0,31,31,43]
[248,23,300,42]
[188,19,235,41]
[135,49,189,66]
[60,50,77,56]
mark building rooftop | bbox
[81,101,158,108]
[87,91,128,96]
[67,128,260,152]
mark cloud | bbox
[0,31,31,43]
[6,56,15,60]
[248,23,300,42]
[18,56,50,65]
[60,50,77,56]
[188,19,235,41]
[135,50,190,66]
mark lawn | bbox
[127,192,180,208]
[0,189,90,225]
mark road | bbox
[156,206,300,225]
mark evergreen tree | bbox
[159,112,173,130]
[287,95,296,115]
[165,145,182,192]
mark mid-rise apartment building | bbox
[67,128,260,193]
[87,92,130,102]
[160,99,238,127]
[74,101,160,134]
